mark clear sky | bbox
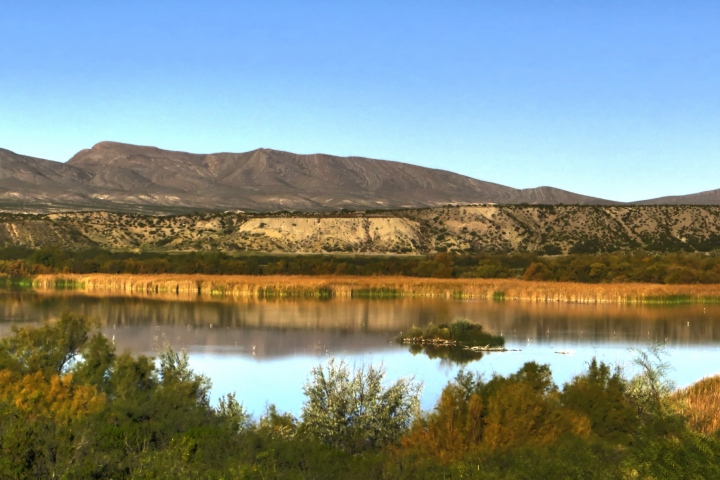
[1,1,718,202]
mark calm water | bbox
[1,291,720,416]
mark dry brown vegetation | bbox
[30,273,720,304]
[673,375,720,435]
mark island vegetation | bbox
[398,319,506,348]
[0,314,719,478]
[398,319,509,365]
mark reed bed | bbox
[24,273,720,304]
[673,375,720,435]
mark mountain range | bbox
[0,141,717,213]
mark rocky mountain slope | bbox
[2,204,719,255]
[1,142,614,213]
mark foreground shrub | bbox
[673,375,720,436]
[301,358,421,453]
[2,315,720,478]
[561,358,638,444]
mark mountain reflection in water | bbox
[1,292,719,357]
[2,291,720,415]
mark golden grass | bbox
[26,273,720,304]
[673,375,720,435]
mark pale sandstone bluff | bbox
[1,204,720,255]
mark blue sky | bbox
[1,1,718,202]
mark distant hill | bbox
[638,188,720,205]
[2,204,720,255]
[0,141,613,213]
[0,148,94,207]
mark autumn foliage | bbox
[0,315,719,478]
[674,375,720,436]
[402,363,595,460]
[0,371,104,423]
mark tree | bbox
[626,346,720,479]
[301,358,421,453]
[482,378,591,451]
[401,370,484,462]
[456,362,592,452]
[0,312,91,377]
[561,358,638,444]
[522,262,554,281]
[626,345,676,422]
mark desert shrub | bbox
[300,359,421,453]
[561,358,638,444]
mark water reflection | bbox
[1,291,720,415]
[1,292,719,355]
[407,344,485,366]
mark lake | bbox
[1,291,719,416]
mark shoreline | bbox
[15,273,720,304]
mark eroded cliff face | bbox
[1,204,719,255]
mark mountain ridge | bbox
[0,141,714,213]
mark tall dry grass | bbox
[673,375,720,435]
[26,273,720,304]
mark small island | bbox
[397,319,511,365]
[397,318,506,352]
[397,319,508,351]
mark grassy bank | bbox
[17,273,720,304]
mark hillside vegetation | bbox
[1,204,720,255]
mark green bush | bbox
[301,359,421,453]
